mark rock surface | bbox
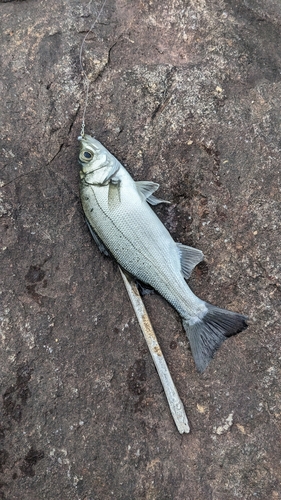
[0,0,280,499]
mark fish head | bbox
[78,134,120,185]
[78,134,103,170]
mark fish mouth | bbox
[78,134,92,143]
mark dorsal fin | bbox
[176,243,204,279]
[136,181,170,205]
[136,180,159,198]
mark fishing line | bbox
[79,0,107,138]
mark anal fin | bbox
[135,279,155,296]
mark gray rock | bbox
[1,0,280,498]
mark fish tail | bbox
[182,304,248,372]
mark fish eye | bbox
[83,151,92,159]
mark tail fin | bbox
[182,304,248,372]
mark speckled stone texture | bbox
[0,0,280,499]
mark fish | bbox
[79,134,248,372]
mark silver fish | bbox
[79,134,248,372]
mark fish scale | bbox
[79,134,248,372]
[81,180,200,319]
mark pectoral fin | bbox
[176,243,204,279]
[108,180,121,210]
[136,181,170,205]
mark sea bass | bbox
[79,134,248,372]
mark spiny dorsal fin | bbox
[136,181,170,205]
[136,180,159,197]
[176,243,204,279]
